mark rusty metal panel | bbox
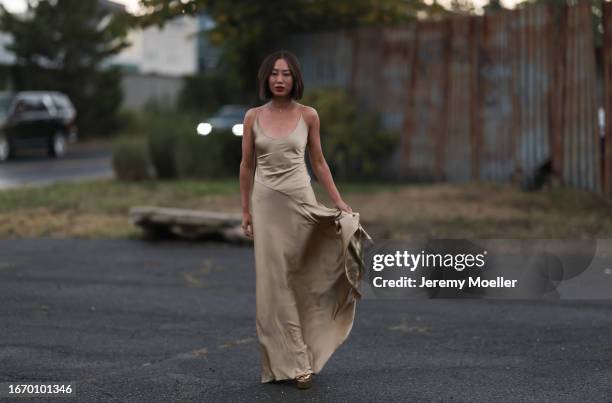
[444,16,473,182]
[348,26,419,178]
[470,17,482,181]
[348,27,385,110]
[549,4,565,185]
[378,27,417,132]
[476,9,517,183]
[286,31,354,89]
[560,2,601,192]
[401,20,448,180]
[505,4,554,187]
[349,26,417,131]
[378,27,418,177]
[604,1,612,196]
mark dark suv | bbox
[0,91,78,161]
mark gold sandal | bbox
[295,373,313,389]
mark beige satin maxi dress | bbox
[250,109,372,383]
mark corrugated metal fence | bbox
[603,1,612,195]
[288,1,612,195]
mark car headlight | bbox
[197,122,212,136]
[232,124,243,136]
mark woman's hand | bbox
[335,200,353,214]
[242,212,254,239]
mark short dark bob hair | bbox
[257,50,304,101]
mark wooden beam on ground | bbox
[129,206,250,243]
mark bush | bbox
[112,106,176,180]
[112,105,244,180]
[302,88,398,181]
[111,137,155,181]
[147,113,178,179]
[175,129,222,179]
[175,128,242,179]
[114,108,147,137]
[143,106,197,180]
[146,105,242,180]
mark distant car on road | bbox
[0,91,78,162]
[196,104,249,137]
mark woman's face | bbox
[268,58,293,98]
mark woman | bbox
[239,50,371,389]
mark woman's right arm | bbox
[239,108,257,238]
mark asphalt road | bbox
[0,239,610,401]
[0,141,113,189]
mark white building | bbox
[0,31,15,66]
[114,16,198,76]
[112,13,219,76]
[112,13,220,109]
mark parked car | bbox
[196,104,249,137]
[0,90,78,162]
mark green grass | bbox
[322,180,406,194]
[1,178,611,239]
[0,177,405,214]
[0,178,239,213]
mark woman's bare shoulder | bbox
[298,104,319,123]
[244,106,262,122]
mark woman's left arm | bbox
[305,107,352,214]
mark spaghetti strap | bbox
[252,109,260,139]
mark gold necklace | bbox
[269,101,293,113]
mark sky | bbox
[0,0,519,15]
[0,0,142,14]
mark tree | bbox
[449,0,479,15]
[137,0,451,96]
[0,0,133,136]
[483,0,505,13]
